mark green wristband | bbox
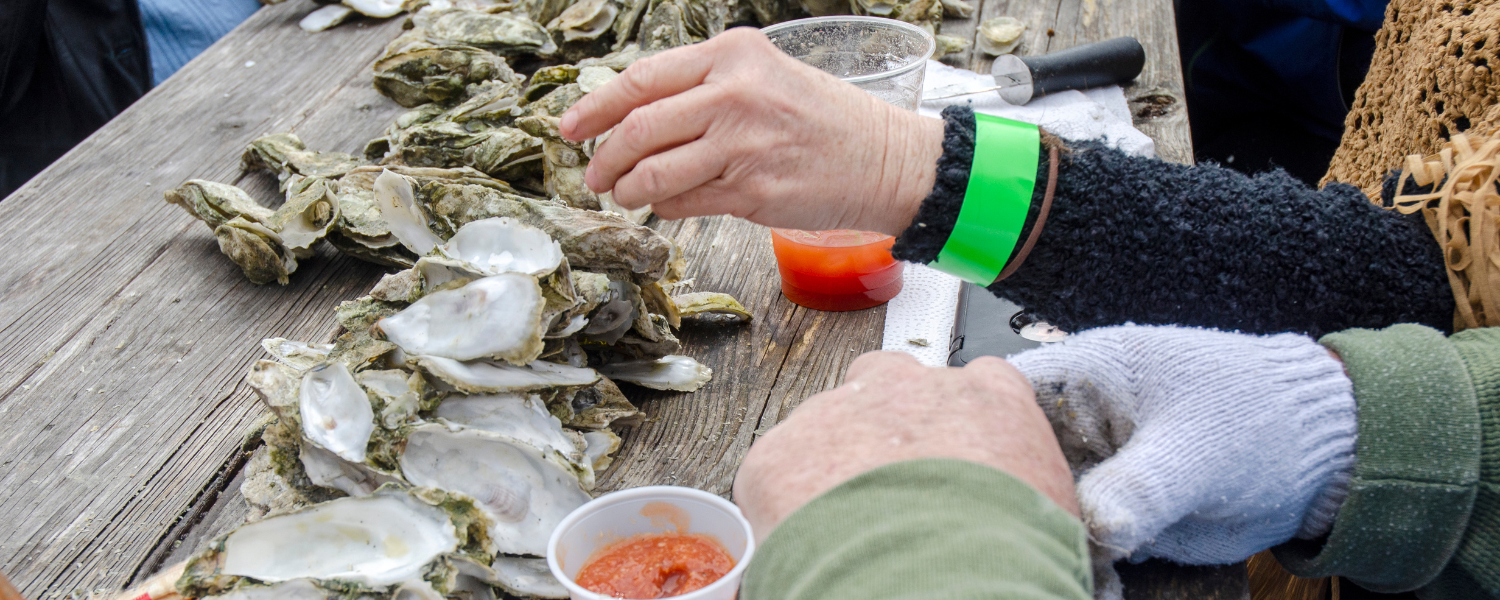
[929,114,1040,285]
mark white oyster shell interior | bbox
[201,579,329,600]
[435,394,581,462]
[491,556,569,599]
[220,489,459,586]
[261,338,334,370]
[438,217,564,277]
[299,4,356,32]
[378,274,546,363]
[344,0,405,18]
[597,355,712,392]
[416,356,599,393]
[373,169,444,256]
[299,363,376,463]
[398,424,591,555]
[300,442,398,497]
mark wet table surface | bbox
[0,1,1230,598]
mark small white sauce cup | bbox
[547,485,755,600]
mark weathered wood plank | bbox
[0,3,409,597]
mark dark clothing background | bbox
[0,0,153,198]
[1176,0,1386,185]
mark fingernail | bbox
[560,111,578,138]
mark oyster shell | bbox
[548,0,621,42]
[416,356,600,393]
[398,423,591,555]
[549,377,640,429]
[299,441,401,497]
[415,8,556,56]
[376,274,547,364]
[522,64,580,101]
[435,393,584,465]
[199,579,335,600]
[939,0,973,17]
[268,177,341,255]
[396,122,544,181]
[215,217,297,285]
[261,339,335,371]
[179,487,477,596]
[242,133,363,189]
[358,368,433,428]
[489,556,568,598]
[345,0,406,18]
[637,0,694,51]
[373,46,514,108]
[299,5,356,32]
[166,180,274,230]
[581,429,621,471]
[300,362,376,463]
[978,16,1025,56]
[934,33,970,57]
[374,169,445,256]
[672,291,751,321]
[435,217,565,278]
[597,354,712,391]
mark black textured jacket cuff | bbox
[891,105,1048,269]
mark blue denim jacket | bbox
[139,0,261,84]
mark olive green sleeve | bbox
[1272,324,1491,598]
[741,458,1092,600]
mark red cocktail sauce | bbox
[574,532,735,599]
[770,229,904,311]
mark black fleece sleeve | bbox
[892,105,1451,338]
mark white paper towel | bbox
[880,61,1154,366]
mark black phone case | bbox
[948,282,1041,366]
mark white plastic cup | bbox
[761,16,936,111]
[547,485,756,600]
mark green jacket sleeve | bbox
[1272,324,1500,598]
[740,458,1092,600]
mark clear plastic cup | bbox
[761,17,931,312]
[761,16,936,110]
[547,486,755,600]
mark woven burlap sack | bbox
[1322,0,1500,194]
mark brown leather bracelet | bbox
[993,145,1059,282]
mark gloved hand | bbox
[1007,325,1358,568]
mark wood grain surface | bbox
[0,1,1203,598]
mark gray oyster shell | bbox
[215,217,298,285]
[414,8,556,56]
[373,45,516,108]
[242,133,363,189]
[165,180,274,230]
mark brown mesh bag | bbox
[1388,132,1500,331]
[1322,0,1500,195]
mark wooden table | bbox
[0,1,1223,598]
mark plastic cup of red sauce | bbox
[547,486,755,600]
[770,228,905,311]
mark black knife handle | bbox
[1019,37,1145,97]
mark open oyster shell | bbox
[415,356,599,394]
[178,485,492,597]
[672,291,752,321]
[300,362,377,463]
[268,177,341,255]
[434,392,586,469]
[376,274,548,364]
[398,423,591,555]
[597,354,712,392]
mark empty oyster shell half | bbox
[166,180,274,230]
[597,354,712,391]
[374,169,444,256]
[435,217,564,277]
[978,16,1025,56]
[415,356,599,394]
[269,177,341,254]
[672,291,752,321]
[299,4,356,32]
[435,393,583,466]
[399,423,591,555]
[299,362,375,463]
[548,0,620,42]
[300,441,400,497]
[261,338,334,370]
[376,274,547,364]
[211,487,462,587]
[490,556,569,598]
[344,0,405,18]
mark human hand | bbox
[1007,325,1357,565]
[559,28,944,236]
[732,351,1077,542]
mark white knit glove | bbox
[1007,325,1358,569]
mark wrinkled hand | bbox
[1007,325,1358,565]
[559,28,943,236]
[732,352,1078,542]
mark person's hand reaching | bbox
[1007,325,1358,568]
[559,27,944,236]
[733,351,1078,542]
